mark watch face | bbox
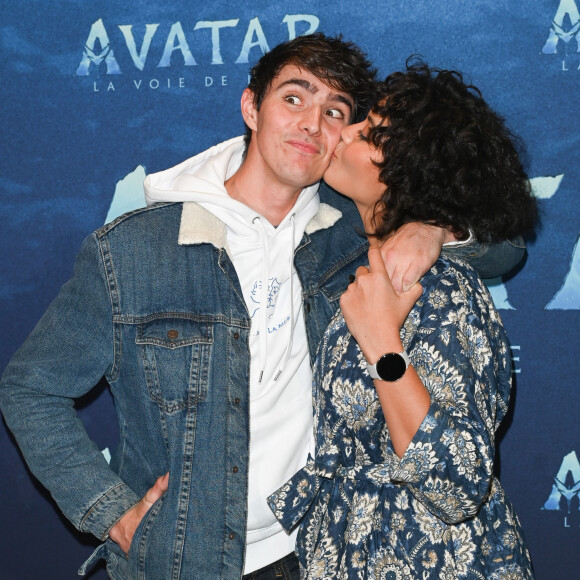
[376,353,407,382]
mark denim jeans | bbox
[242,552,300,580]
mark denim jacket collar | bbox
[178,201,343,249]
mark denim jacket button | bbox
[234,397,240,405]
[232,466,239,473]
[167,329,179,339]
[233,332,240,340]
[228,533,235,540]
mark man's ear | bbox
[241,88,258,132]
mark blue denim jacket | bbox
[0,184,524,579]
[0,186,373,579]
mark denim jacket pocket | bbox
[137,315,213,413]
[103,493,166,580]
[128,493,166,579]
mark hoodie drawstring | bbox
[274,213,296,382]
[253,216,269,383]
[253,213,297,384]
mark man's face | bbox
[242,65,355,192]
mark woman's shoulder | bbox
[421,254,487,296]
[416,254,502,326]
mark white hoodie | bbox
[144,136,320,573]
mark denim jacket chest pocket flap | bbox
[136,316,213,413]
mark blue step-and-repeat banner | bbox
[1,1,579,578]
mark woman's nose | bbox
[341,121,362,144]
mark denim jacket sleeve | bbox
[442,236,526,279]
[0,233,140,540]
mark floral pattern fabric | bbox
[269,256,534,579]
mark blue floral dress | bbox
[268,256,534,579]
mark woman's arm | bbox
[340,246,429,456]
[340,247,510,524]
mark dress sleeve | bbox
[387,258,512,524]
[0,232,140,540]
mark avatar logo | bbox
[542,0,580,54]
[76,15,319,76]
[543,451,580,524]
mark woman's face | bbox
[323,113,385,223]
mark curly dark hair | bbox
[244,33,378,149]
[367,60,537,243]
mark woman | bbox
[268,61,537,578]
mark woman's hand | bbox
[340,246,422,363]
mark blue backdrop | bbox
[1,1,579,578]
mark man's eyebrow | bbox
[332,93,354,111]
[277,78,316,93]
[276,78,353,111]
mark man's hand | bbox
[109,473,169,555]
[380,223,453,293]
[340,247,422,363]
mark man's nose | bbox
[300,107,322,135]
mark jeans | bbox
[242,553,300,580]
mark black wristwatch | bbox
[366,351,410,382]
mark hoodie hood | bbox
[144,136,245,206]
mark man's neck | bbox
[224,157,305,227]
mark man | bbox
[0,34,522,579]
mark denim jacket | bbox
[0,183,524,579]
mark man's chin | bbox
[289,168,326,190]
